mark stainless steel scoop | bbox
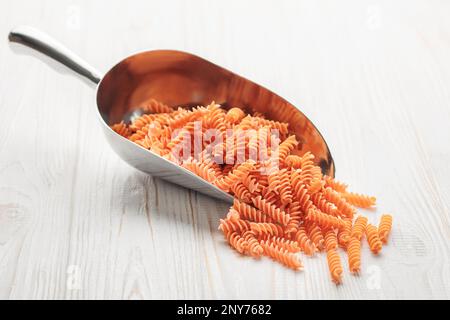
[8,26,334,203]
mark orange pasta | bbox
[111,121,131,138]
[111,99,393,284]
[276,135,298,163]
[225,231,248,254]
[294,226,316,256]
[296,152,315,184]
[324,229,338,251]
[230,181,252,203]
[264,236,300,253]
[250,222,284,237]
[284,155,303,168]
[130,114,157,132]
[219,218,250,234]
[225,107,246,124]
[342,192,376,208]
[292,181,315,215]
[261,242,303,270]
[242,231,264,258]
[308,166,323,194]
[267,169,282,193]
[305,221,325,251]
[351,216,368,240]
[366,223,383,254]
[323,175,348,193]
[252,196,291,226]
[347,237,361,273]
[182,158,216,182]
[323,187,355,219]
[256,118,289,136]
[378,214,393,244]
[226,208,240,221]
[233,199,272,223]
[326,249,343,284]
[337,219,352,248]
[306,208,345,230]
[285,201,301,234]
[311,193,339,217]
[139,98,174,114]
[278,169,294,205]
[214,160,255,192]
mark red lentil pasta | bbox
[111,99,394,284]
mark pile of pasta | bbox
[111,98,393,284]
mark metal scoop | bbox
[8,26,334,203]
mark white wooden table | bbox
[0,0,449,299]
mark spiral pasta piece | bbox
[167,106,206,129]
[351,216,368,240]
[204,102,227,133]
[166,122,195,150]
[230,182,252,203]
[241,173,262,194]
[242,231,264,257]
[214,160,255,192]
[130,114,158,132]
[296,152,315,184]
[261,242,303,270]
[225,107,246,124]
[128,126,149,142]
[326,249,343,284]
[294,226,316,256]
[264,236,300,253]
[219,218,250,234]
[233,199,272,223]
[323,175,348,193]
[250,222,284,237]
[256,118,289,135]
[366,224,382,254]
[226,208,241,221]
[308,166,324,194]
[135,134,154,149]
[291,181,315,215]
[139,98,174,114]
[260,187,279,205]
[337,219,352,248]
[305,222,325,251]
[306,208,345,230]
[276,135,298,163]
[284,155,303,169]
[225,231,248,254]
[342,192,376,208]
[285,201,301,234]
[252,196,291,226]
[311,193,339,217]
[378,214,393,244]
[278,169,293,205]
[182,158,216,182]
[347,237,361,273]
[323,187,356,219]
[324,229,338,251]
[111,121,131,138]
[267,170,282,194]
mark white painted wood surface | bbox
[0,0,449,299]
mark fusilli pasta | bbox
[110,99,393,284]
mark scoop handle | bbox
[9,26,102,84]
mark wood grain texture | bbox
[0,0,449,299]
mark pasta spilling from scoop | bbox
[111,98,393,284]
